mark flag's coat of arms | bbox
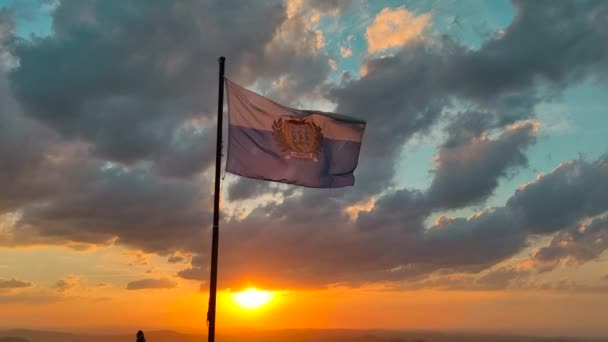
[272,117,323,161]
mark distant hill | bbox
[0,337,30,342]
[1,328,607,342]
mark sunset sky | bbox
[1,0,608,338]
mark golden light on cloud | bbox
[366,6,432,53]
[232,288,274,310]
[345,198,375,221]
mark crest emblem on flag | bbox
[272,117,323,161]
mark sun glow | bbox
[232,288,273,310]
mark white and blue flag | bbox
[225,79,366,188]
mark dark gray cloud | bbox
[532,216,608,271]
[9,0,331,178]
[227,178,276,202]
[400,266,532,291]
[0,20,60,214]
[442,92,540,148]
[177,254,207,281]
[420,207,526,272]
[422,154,608,277]
[398,268,608,293]
[0,75,56,213]
[177,153,608,289]
[263,187,353,225]
[177,206,526,289]
[126,277,177,290]
[9,162,211,254]
[428,121,538,209]
[0,278,32,289]
[331,42,451,161]
[0,80,213,256]
[442,1,604,169]
[506,155,608,234]
[535,281,608,294]
[330,0,608,202]
[444,0,608,100]
[474,266,530,290]
[167,253,186,264]
[435,0,608,149]
[356,189,430,232]
[177,267,207,282]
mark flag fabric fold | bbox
[225,79,366,188]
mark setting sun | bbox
[232,288,273,310]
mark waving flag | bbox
[225,79,366,188]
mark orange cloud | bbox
[53,274,80,292]
[366,7,431,53]
[340,45,352,58]
[345,198,375,221]
[126,277,178,290]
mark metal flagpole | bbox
[207,56,225,342]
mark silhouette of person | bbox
[136,330,146,342]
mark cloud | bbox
[1,1,608,291]
[340,45,352,58]
[0,9,18,70]
[506,155,608,234]
[180,153,608,289]
[0,50,60,214]
[356,189,430,232]
[9,0,332,178]
[256,3,334,106]
[0,278,32,289]
[475,266,531,290]
[328,0,608,206]
[9,163,211,254]
[365,6,431,53]
[427,121,539,209]
[330,41,452,195]
[227,178,275,201]
[0,292,62,304]
[532,215,608,271]
[400,266,532,291]
[176,254,207,281]
[398,267,608,293]
[167,252,187,264]
[179,205,527,289]
[422,207,526,270]
[441,92,540,148]
[53,275,80,292]
[442,0,608,100]
[41,0,60,13]
[126,277,177,290]
[286,0,353,21]
[0,1,331,257]
[177,267,207,282]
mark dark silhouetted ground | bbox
[1,329,607,342]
